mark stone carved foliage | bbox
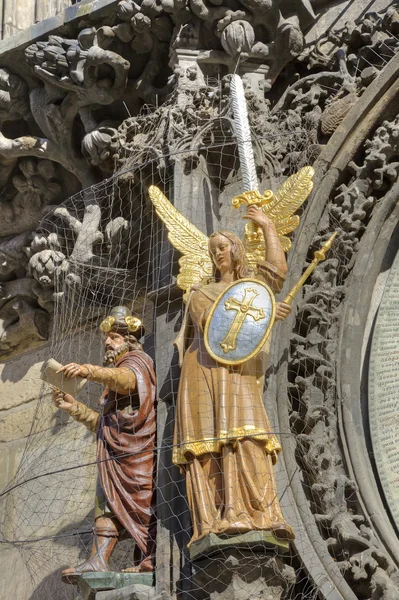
[0,16,131,356]
[2,159,61,238]
[0,159,62,356]
[288,116,399,599]
[0,0,174,358]
[310,6,399,72]
[23,34,130,186]
[273,5,399,162]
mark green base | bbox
[77,572,154,600]
[189,531,290,561]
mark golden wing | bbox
[148,186,213,301]
[234,166,314,268]
[261,166,314,251]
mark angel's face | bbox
[209,234,233,273]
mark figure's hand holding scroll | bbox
[53,388,77,414]
[56,363,90,380]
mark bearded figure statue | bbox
[53,306,156,580]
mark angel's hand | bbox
[242,205,275,230]
[275,302,291,321]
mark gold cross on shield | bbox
[220,287,265,353]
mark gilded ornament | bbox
[125,316,142,333]
[148,165,315,301]
[99,316,116,333]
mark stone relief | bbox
[287,114,399,599]
[272,5,399,165]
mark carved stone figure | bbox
[53,306,156,578]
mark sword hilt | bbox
[231,189,273,209]
[232,189,274,245]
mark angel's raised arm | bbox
[243,205,288,277]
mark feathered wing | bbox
[148,186,213,300]
[261,166,314,251]
[243,166,314,267]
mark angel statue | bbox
[148,161,315,554]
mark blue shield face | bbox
[204,279,275,365]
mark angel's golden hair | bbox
[209,230,251,281]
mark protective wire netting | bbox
[0,79,347,600]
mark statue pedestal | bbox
[189,531,290,561]
[76,572,154,600]
[191,548,296,600]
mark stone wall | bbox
[0,332,101,600]
[1,0,73,40]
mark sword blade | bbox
[230,74,258,193]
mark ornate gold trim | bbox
[232,189,274,208]
[99,316,116,333]
[125,316,142,333]
[99,315,142,334]
[173,427,282,465]
[203,278,276,366]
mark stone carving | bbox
[1,159,61,238]
[28,249,66,295]
[0,232,30,276]
[311,6,399,72]
[0,3,171,356]
[22,34,130,186]
[192,553,296,600]
[273,4,399,158]
[82,122,118,168]
[0,68,29,123]
[287,115,399,598]
[8,194,137,345]
[0,158,62,357]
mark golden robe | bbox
[173,261,294,545]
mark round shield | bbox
[204,278,275,366]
